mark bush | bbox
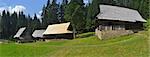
[144,19,150,30]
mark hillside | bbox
[0,30,149,57]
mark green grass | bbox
[0,31,149,57]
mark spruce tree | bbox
[59,0,68,22]
[1,10,6,39]
[10,12,18,36]
[50,0,59,23]
[41,5,47,27]
[85,0,100,31]
[42,0,59,28]
[18,11,27,28]
[1,11,11,39]
[32,14,41,30]
[27,15,32,29]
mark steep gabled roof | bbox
[14,27,26,38]
[97,5,147,22]
[32,30,45,38]
[43,22,73,35]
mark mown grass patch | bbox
[0,31,149,57]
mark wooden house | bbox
[14,27,34,43]
[95,5,147,39]
[43,22,73,40]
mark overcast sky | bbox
[0,0,89,19]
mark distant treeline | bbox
[0,11,41,39]
[0,0,149,39]
[41,0,100,33]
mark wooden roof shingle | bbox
[97,5,147,22]
[43,22,73,35]
[32,30,45,38]
[14,27,26,38]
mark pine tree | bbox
[32,14,41,30]
[1,10,6,38]
[50,0,59,23]
[6,11,11,38]
[59,0,68,22]
[10,12,18,36]
[1,11,11,39]
[47,0,50,7]
[85,0,100,31]
[41,5,47,27]
[25,14,32,30]
[57,4,63,22]
[18,11,27,28]
[42,0,59,28]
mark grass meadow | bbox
[0,30,149,57]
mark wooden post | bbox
[73,27,76,39]
[72,23,76,39]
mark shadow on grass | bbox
[77,33,95,38]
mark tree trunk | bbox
[72,23,76,39]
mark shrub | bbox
[144,19,150,30]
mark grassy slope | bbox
[0,31,149,57]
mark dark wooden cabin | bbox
[95,5,147,39]
[14,27,34,43]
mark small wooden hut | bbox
[14,27,34,43]
[32,30,45,40]
[43,22,73,40]
[95,5,147,39]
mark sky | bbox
[0,0,89,19]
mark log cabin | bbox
[95,5,147,39]
[14,27,34,43]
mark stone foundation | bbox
[95,29,134,40]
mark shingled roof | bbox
[32,30,45,38]
[43,22,73,35]
[14,27,26,38]
[96,5,147,22]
